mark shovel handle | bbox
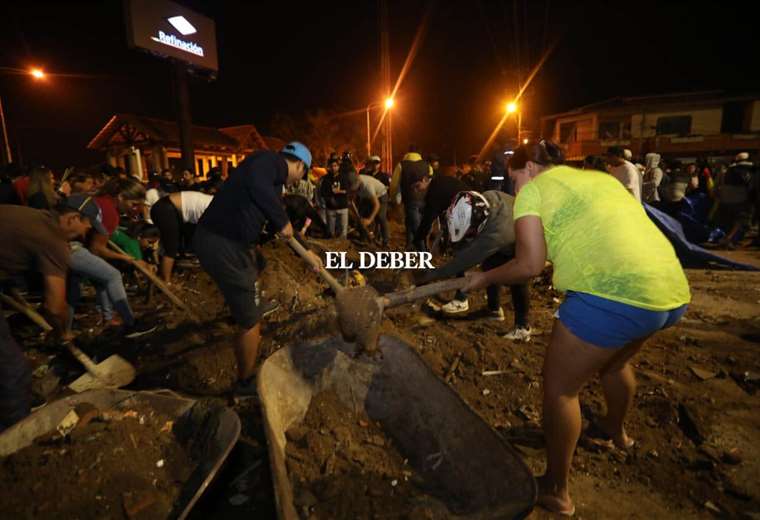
[383,277,470,308]
[285,236,344,294]
[0,293,53,332]
[65,343,102,378]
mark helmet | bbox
[446,191,490,243]
[367,155,381,163]
[281,141,312,169]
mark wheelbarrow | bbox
[258,335,537,519]
[0,389,241,520]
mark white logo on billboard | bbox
[167,15,197,35]
[150,31,204,57]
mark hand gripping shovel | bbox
[0,293,136,392]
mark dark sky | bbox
[0,0,758,169]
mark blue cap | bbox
[281,141,312,170]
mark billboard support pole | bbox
[173,61,194,173]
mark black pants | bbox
[0,306,31,431]
[481,251,530,328]
[151,197,183,258]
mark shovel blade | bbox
[68,355,136,393]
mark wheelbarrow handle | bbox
[285,236,344,294]
[383,277,470,308]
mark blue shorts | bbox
[558,291,687,349]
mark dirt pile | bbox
[285,387,446,520]
[0,402,195,520]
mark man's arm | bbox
[43,274,68,336]
[389,162,402,201]
[244,163,290,233]
[425,233,506,282]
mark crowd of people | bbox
[1,134,758,515]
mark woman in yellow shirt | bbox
[466,141,690,516]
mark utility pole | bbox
[379,0,392,174]
[173,62,195,174]
[0,94,11,166]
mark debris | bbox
[156,459,165,468]
[703,500,721,514]
[228,493,250,506]
[677,402,709,445]
[122,490,159,519]
[482,370,509,377]
[56,410,80,437]
[690,366,717,381]
[445,353,462,383]
[482,389,491,396]
[721,448,742,465]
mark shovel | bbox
[0,293,136,392]
[283,237,471,353]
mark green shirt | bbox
[513,166,690,311]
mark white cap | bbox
[735,152,750,161]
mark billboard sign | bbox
[125,0,218,72]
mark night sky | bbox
[0,0,758,169]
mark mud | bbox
[9,225,760,519]
[335,285,383,354]
[0,403,195,520]
[285,388,446,520]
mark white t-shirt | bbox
[180,191,213,224]
[357,174,388,200]
[610,160,642,202]
[144,188,162,223]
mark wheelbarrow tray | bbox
[0,388,241,520]
[258,334,536,519]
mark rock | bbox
[698,444,722,463]
[285,426,309,445]
[32,372,60,398]
[368,435,385,447]
[122,490,159,519]
[690,366,718,381]
[722,448,742,465]
[678,402,709,445]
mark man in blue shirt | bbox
[195,142,322,394]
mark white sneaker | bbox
[488,307,505,321]
[441,298,469,315]
[503,326,532,342]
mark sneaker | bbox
[503,326,532,342]
[441,298,469,315]
[123,320,158,339]
[260,299,280,318]
[488,308,505,321]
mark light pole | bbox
[506,100,521,144]
[365,97,394,158]
[0,67,46,166]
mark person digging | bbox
[417,190,532,341]
[193,142,323,396]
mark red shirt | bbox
[95,195,119,236]
[13,176,30,205]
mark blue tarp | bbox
[644,203,758,271]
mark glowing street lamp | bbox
[384,97,394,110]
[30,68,45,80]
[506,101,517,114]
[366,98,395,156]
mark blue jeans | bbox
[404,201,425,250]
[68,246,134,325]
[326,208,349,239]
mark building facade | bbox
[88,114,279,179]
[540,91,760,162]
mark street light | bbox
[505,100,522,144]
[1,67,48,165]
[384,97,394,110]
